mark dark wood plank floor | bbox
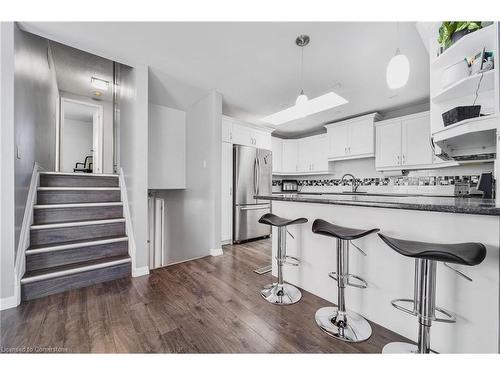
[0,239,410,353]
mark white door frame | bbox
[57,97,104,174]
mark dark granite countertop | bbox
[257,193,500,216]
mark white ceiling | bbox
[50,40,114,102]
[63,101,96,122]
[23,22,430,137]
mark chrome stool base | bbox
[382,342,419,354]
[315,306,372,343]
[382,342,437,354]
[261,283,302,305]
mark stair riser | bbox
[21,262,131,301]
[30,222,126,246]
[37,190,121,204]
[26,241,129,272]
[40,174,119,188]
[34,206,123,224]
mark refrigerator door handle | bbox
[240,204,271,211]
[253,157,258,197]
[256,156,261,196]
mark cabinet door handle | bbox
[397,155,400,165]
[344,147,347,155]
[402,155,406,164]
[348,147,351,154]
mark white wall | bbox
[119,64,149,272]
[1,22,16,304]
[60,91,114,174]
[61,118,93,172]
[155,91,222,265]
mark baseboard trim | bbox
[0,294,18,311]
[132,266,150,277]
[210,248,223,257]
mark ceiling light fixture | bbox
[386,23,410,89]
[91,77,109,91]
[262,35,348,125]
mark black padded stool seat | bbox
[312,219,380,240]
[259,213,308,227]
[378,233,486,266]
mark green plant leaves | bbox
[437,21,482,49]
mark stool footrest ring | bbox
[434,306,456,323]
[391,298,418,317]
[328,272,368,288]
[276,255,300,266]
[390,299,457,323]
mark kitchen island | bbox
[256,193,500,353]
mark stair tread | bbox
[34,202,123,208]
[40,172,118,177]
[22,255,131,280]
[31,217,125,229]
[27,235,128,251]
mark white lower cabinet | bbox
[221,142,233,243]
[375,112,439,171]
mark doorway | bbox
[57,98,104,173]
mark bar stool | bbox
[378,233,486,354]
[258,213,308,305]
[312,219,379,343]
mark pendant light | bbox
[386,23,410,89]
[295,34,310,105]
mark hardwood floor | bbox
[0,239,410,353]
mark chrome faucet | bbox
[341,173,360,193]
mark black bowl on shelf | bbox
[442,105,481,127]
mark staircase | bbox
[21,172,131,301]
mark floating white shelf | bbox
[431,69,495,103]
[432,114,498,143]
[431,25,496,70]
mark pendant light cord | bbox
[300,45,304,93]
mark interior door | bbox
[375,120,402,169]
[233,145,257,205]
[402,115,433,167]
[329,124,349,158]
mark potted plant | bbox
[438,22,482,50]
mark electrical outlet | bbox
[16,145,22,159]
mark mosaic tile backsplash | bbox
[272,175,481,187]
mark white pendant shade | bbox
[295,92,308,105]
[386,53,410,89]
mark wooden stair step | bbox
[30,219,126,246]
[21,255,131,301]
[26,236,128,272]
[37,188,121,204]
[33,202,123,224]
[39,172,119,188]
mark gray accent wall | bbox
[14,25,59,252]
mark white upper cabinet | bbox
[148,103,186,189]
[271,136,283,173]
[375,119,402,169]
[402,115,434,167]
[277,135,328,175]
[282,140,299,173]
[325,113,382,160]
[223,116,272,150]
[375,112,450,170]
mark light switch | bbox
[16,145,22,159]
[203,160,207,168]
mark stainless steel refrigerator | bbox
[233,145,272,243]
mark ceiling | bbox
[23,22,430,137]
[63,101,96,122]
[50,40,114,102]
